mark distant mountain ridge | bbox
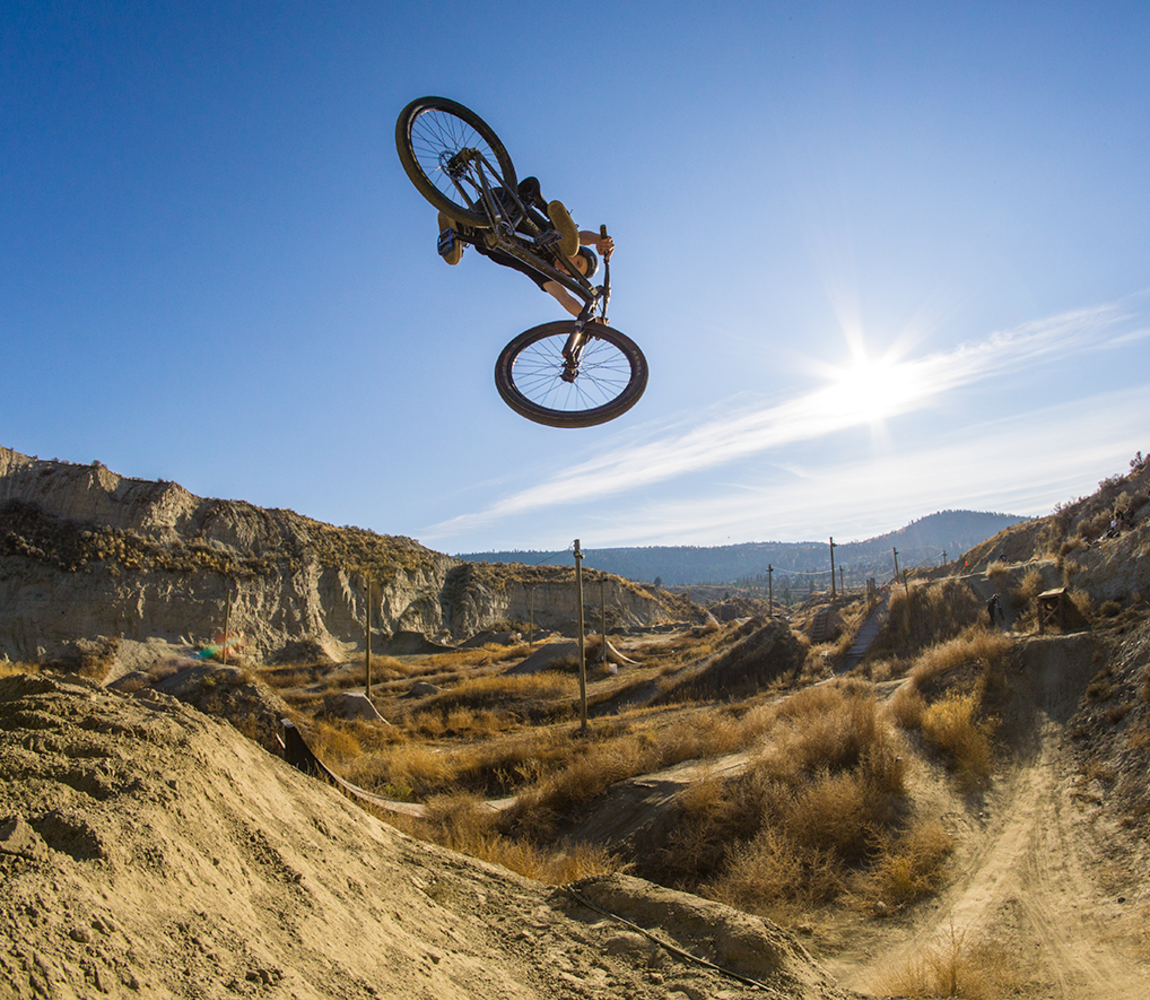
[458,510,1029,587]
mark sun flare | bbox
[823,355,927,425]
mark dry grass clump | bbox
[888,628,1008,789]
[652,620,805,704]
[859,817,955,905]
[872,922,1022,999]
[1008,568,1048,630]
[920,694,996,788]
[493,706,765,843]
[868,579,985,662]
[386,793,620,885]
[405,671,580,733]
[0,660,40,679]
[986,560,1011,586]
[643,685,928,917]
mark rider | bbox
[436,176,615,319]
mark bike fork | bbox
[561,296,601,382]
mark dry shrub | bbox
[859,817,955,905]
[415,670,579,727]
[872,922,1022,999]
[0,661,40,679]
[405,793,619,884]
[1068,587,1095,622]
[706,827,842,913]
[1009,569,1047,631]
[889,685,927,730]
[1076,509,1112,540]
[869,580,984,661]
[346,741,457,797]
[310,720,363,765]
[920,693,996,790]
[986,560,1011,586]
[1058,536,1087,559]
[908,628,1011,696]
[652,687,913,913]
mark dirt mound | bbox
[0,672,849,1000]
[652,618,804,703]
[709,596,774,622]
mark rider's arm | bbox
[578,230,614,255]
[542,280,585,318]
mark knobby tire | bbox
[396,97,517,228]
[495,321,648,428]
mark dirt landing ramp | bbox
[571,874,839,995]
[505,639,637,675]
[376,630,455,654]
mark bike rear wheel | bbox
[396,97,518,228]
[495,321,648,428]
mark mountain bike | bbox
[395,96,648,428]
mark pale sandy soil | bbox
[0,673,851,1000]
[3,624,1148,999]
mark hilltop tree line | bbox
[458,510,1027,591]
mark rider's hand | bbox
[597,234,615,257]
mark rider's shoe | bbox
[437,211,464,265]
[547,201,580,257]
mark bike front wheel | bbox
[495,321,648,428]
[396,97,518,229]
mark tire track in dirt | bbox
[841,636,1148,999]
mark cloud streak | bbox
[423,301,1139,543]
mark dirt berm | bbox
[0,673,853,1000]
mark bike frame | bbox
[440,147,610,380]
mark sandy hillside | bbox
[0,672,852,1000]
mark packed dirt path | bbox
[826,633,1150,998]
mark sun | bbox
[822,354,927,425]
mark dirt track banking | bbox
[830,633,1150,998]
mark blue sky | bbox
[4,2,1148,554]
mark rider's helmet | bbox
[575,246,599,279]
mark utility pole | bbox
[573,540,587,732]
[767,564,773,616]
[599,577,607,663]
[839,566,844,595]
[528,587,535,644]
[892,548,909,597]
[364,577,372,701]
[829,537,838,605]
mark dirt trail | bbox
[827,634,1150,998]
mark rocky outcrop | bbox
[0,448,674,664]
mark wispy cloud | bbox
[564,385,1150,547]
[423,302,1138,543]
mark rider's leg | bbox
[547,201,580,257]
[518,177,579,255]
[437,211,464,265]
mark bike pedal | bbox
[534,230,561,249]
[437,228,456,256]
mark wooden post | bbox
[600,577,606,662]
[767,564,773,616]
[365,577,372,701]
[829,537,838,604]
[574,540,587,732]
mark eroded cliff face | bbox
[0,448,672,663]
